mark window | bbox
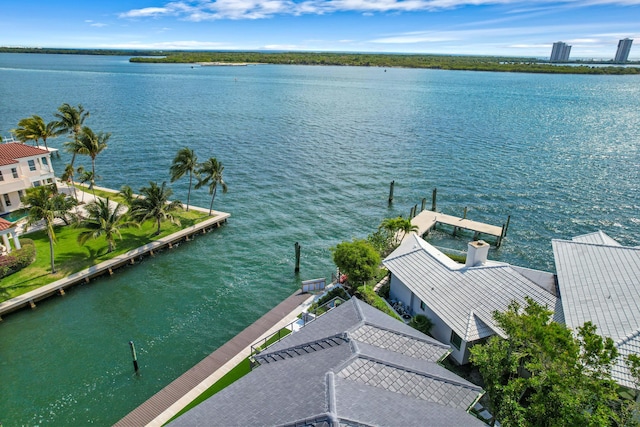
[450,331,462,350]
[41,157,48,166]
[420,300,426,311]
[33,181,41,187]
[18,190,24,200]
[3,194,11,207]
[11,168,18,178]
[28,160,36,171]
[0,170,3,182]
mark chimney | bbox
[465,240,489,267]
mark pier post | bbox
[129,341,139,373]
[421,198,426,212]
[463,207,467,219]
[504,215,511,237]
[431,188,437,212]
[388,181,395,205]
[294,242,301,274]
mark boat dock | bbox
[0,209,229,319]
[114,290,314,427]
[411,209,509,246]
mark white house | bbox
[553,231,640,389]
[383,234,561,364]
[0,143,55,215]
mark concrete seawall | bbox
[0,205,230,320]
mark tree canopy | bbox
[331,239,381,286]
[470,298,634,427]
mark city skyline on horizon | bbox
[2,1,639,59]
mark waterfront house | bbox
[0,217,21,254]
[553,231,640,389]
[383,234,561,365]
[0,143,55,215]
[170,297,486,426]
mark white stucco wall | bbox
[389,273,469,365]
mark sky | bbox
[1,0,639,59]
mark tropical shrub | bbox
[0,239,36,279]
[356,285,402,321]
[409,314,434,335]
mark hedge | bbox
[0,239,36,279]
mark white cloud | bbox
[117,0,640,21]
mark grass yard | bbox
[1,191,219,302]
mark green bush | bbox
[0,239,36,279]
[378,281,390,299]
[356,285,402,321]
[409,314,434,336]
[309,287,350,313]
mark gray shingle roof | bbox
[553,231,640,389]
[170,298,485,426]
[383,234,559,341]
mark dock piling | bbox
[294,242,301,274]
[504,215,511,236]
[431,188,437,212]
[463,207,468,219]
[421,198,426,212]
[129,341,139,373]
[388,181,395,205]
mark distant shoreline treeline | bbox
[2,47,639,74]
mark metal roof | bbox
[553,231,640,389]
[571,230,622,246]
[170,298,485,426]
[383,234,559,341]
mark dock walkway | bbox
[0,210,229,319]
[114,290,314,427]
[410,210,507,246]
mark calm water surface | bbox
[0,54,639,425]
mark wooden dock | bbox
[0,209,229,319]
[114,290,314,427]
[410,209,508,246]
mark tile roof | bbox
[0,218,15,232]
[0,143,49,160]
[553,231,640,389]
[170,298,485,426]
[0,157,18,166]
[383,234,559,341]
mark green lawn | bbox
[1,194,219,302]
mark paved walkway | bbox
[114,290,315,427]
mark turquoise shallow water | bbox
[0,54,639,425]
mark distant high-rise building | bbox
[614,38,633,62]
[550,41,571,62]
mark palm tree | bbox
[170,147,198,211]
[61,163,78,200]
[118,185,135,207]
[78,198,137,253]
[195,157,228,216]
[23,185,78,274]
[12,116,40,146]
[75,126,109,190]
[55,103,90,167]
[130,181,182,235]
[77,167,97,202]
[380,216,418,246]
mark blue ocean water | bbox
[0,53,638,425]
